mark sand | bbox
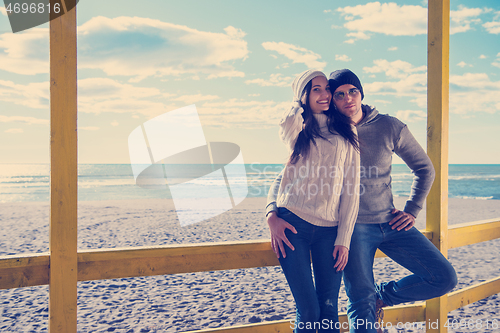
[1,197,500,332]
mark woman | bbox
[266,69,360,333]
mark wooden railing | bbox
[2,0,498,332]
[1,219,500,332]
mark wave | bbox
[452,195,495,200]
[449,174,500,180]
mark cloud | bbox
[345,31,370,43]
[336,3,488,42]
[457,61,472,68]
[198,99,290,128]
[364,59,427,80]
[396,110,427,122]
[0,16,249,80]
[335,55,352,62]
[479,55,487,59]
[388,46,398,51]
[171,94,220,104]
[5,128,24,133]
[450,5,487,34]
[0,80,49,109]
[0,28,49,75]
[363,60,500,115]
[0,115,48,125]
[449,73,500,114]
[78,77,171,117]
[0,6,6,16]
[79,17,248,81]
[362,59,427,109]
[80,126,100,131]
[483,21,500,34]
[262,42,326,70]
[245,73,294,87]
[374,99,392,105]
[336,2,427,40]
[493,53,500,68]
[0,75,292,128]
[76,77,292,127]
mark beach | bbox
[1,196,500,332]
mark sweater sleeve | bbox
[395,125,435,218]
[265,171,283,216]
[335,137,360,249]
[279,101,304,151]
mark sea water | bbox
[0,163,499,203]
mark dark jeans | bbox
[343,222,457,333]
[278,207,343,333]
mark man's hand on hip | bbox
[389,208,415,231]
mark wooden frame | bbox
[49,0,78,332]
[0,0,498,332]
[426,0,450,331]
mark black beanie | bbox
[329,69,364,100]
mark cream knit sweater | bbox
[277,109,360,249]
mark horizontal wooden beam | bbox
[184,303,427,333]
[77,240,279,281]
[0,253,49,289]
[184,320,292,333]
[448,275,500,312]
[3,244,498,332]
[0,227,469,290]
[1,231,434,289]
[448,218,500,249]
[384,302,426,325]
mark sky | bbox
[0,0,499,165]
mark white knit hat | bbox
[291,69,327,102]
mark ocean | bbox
[0,164,499,203]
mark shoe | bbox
[375,298,386,333]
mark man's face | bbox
[332,84,363,124]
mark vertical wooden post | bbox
[426,0,450,332]
[49,1,78,332]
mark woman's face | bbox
[308,76,331,114]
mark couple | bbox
[266,69,457,333]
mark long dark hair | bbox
[289,81,359,164]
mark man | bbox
[266,69,457,333]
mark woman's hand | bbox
[333,245,349,272]
[267,211,297,259]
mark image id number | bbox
[5,2,61,14]
[445,318,498,330]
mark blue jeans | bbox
[343,223,457,333]
[278,208,343,333]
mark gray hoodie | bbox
[266,105,435,224]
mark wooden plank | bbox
[426,0,450,332]
[184,320,292,333]
[49,0,78,332]
[183,304,427,333]
[383,303,426,325]
[448,219,500,249]
[0,229,438,289]
[426,0,450,258]
[0,254,50,289]
[77,240,280,281]
[448,276,500,312]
